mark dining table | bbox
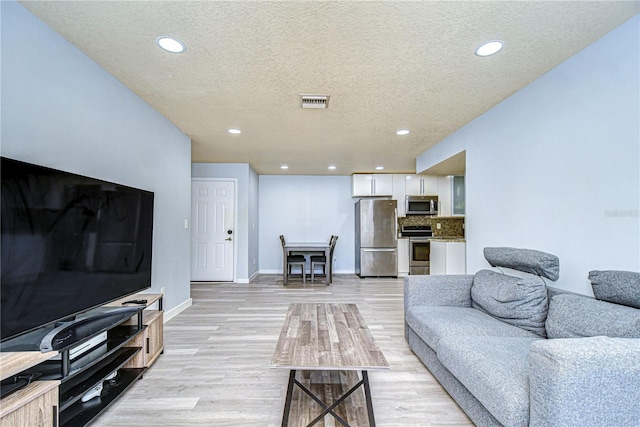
[283,242,331,285]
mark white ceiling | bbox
[21,1,639,175]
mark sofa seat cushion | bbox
[406,306,538,353]
[438,336,543,427]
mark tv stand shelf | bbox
[0,292,164,427]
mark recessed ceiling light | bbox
[156,36,186,53]
[475,40,504,57]
[280,165,289,170]
[396,129,410,135]
[375,166,384,170]
[328,165,337,170]
[228,128,241,134]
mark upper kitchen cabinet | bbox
[352,174,393,197]
[438,176,452,216]
[392,175,407,216]
[452,175,465,215]
[405,175,438,196]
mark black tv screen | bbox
[1,157,154,342]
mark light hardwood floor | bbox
[93,275,473,427]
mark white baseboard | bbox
[236,278,250,284]
[163,298,192,323]
[259,269,282,274]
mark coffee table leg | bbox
[281,370,296,427]
[362,371,376,427]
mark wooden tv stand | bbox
[0,352,60,427]
[0,293,164,427]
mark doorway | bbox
[191,179,236,281]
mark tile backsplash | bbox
[399,216,464,237]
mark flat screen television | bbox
[1,157,154,343]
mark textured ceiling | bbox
[21,1,639,175]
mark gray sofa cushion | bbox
[589,270,640,309]
[438,336,542,427]
[484,247,559,281]
[405,305,538,353]
[546,293,640,339]
[471,269,549,337]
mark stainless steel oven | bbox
[409,238,431,275]
[400,225,433,275]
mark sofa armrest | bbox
[404,274,474,311]
[529,336,640,427]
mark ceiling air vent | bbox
[300,94,330,109]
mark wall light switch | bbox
[437,223,442,230]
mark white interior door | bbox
[191,180,235,281]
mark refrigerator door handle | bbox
[362,248,397,252]
[394,208,398,241]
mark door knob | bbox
[225,237,232,241]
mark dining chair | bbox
[279,235,306,284]
[310,235,338,284]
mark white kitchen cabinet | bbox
[405,175,438,196]
[397,238,409,276]
[352,174,393,197]
[430,241,466,274]
[437,176,452,216]
[392,174,407,216]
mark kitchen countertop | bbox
[398,235,465,242]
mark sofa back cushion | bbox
[471,269,549,337]
[588,270,640,309]
[546,293,640,339]
[483,247,559,281]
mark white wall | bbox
[191,163,259,282]
[1,2,193,315]
[259,176,355,274]
[416,16,640,294]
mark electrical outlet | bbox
[184,219,189,229]
[160,287,165,295]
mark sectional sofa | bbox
[404,248,640,426]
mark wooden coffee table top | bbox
[270,303,390,371]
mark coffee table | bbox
[270,303,389,427]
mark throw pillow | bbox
[471,269,549,337]
[588,270,640,309]
[483,247,559,281]
[546,293,640,339]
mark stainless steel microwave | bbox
[405,195,438,215]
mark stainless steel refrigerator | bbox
[355,199,398,277]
